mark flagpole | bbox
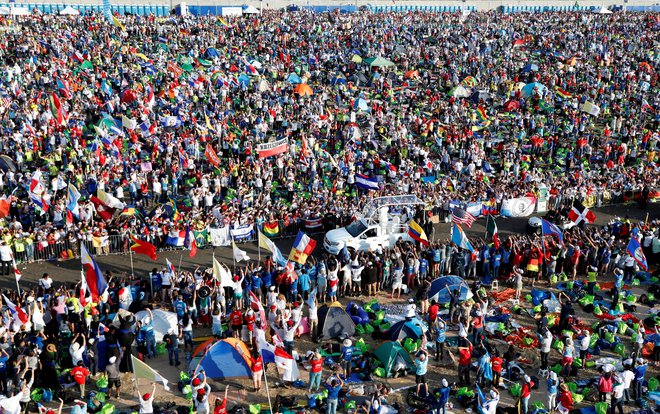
[260,348,274,414]
[485,214,490,241]
[178,251,184,273]
[129,245,135,278]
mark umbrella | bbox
[257,79,270,92]
[351,54,362,63]
[503,100,521,112]
[428,276,473,304]
[521,82,547,97]
[353,98,370,112]
[364,56,395,68]
[470,90,490,104]
[348,72,369,86]
[286,73,302,84]
[448,85,470,98]
[330,74,347,85]
[204,48,220,59]
[293,83,313,96]
[0,155,17,173]
[521,63,539,73]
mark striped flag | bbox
[451,207,476,228]
[554,86,572,100]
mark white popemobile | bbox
[323,195,426,255]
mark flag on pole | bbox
[541,219,564,242]
[184,225,198,258]
[626,236,648,271]
[258,231,287,266]
[0,195,10,219]
[2,295,28,324]
[131,355,170,390]
[451,223,474,252]
[130,235,158,260]
[213,257,236,288]
[205,143,221,167]
[66,183,81,222]
[407,221,429,246]
[451,207,477,228]
[233,241,250,262]
[256,333,299,381]
[485,215,500,247]
[12,260,21,282]
[248,290,266,326]
[288,231,316,264]
[81,244,108,301]
[166,258,176,275]
[568,200,596,226]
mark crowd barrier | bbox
[0,3,170,15]
[369,4,476,12]
[500,4,596,12]
[9,217,336,265]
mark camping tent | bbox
[364,56,395,68]
[135,309,177,343]
[428,276,473,304]
[594,6,613,13]
[59,6,80,15]
[317,301,356,340]
[388,318,426,341]
[374,341,415,378]
[193,338,252,379]
[242,5,260,14]
[448,85,470,98]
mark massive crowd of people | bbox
[0,6,657,414]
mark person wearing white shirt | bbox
[620,364,635,403]
[0,241,13,276]
[579,330,591,368]
[39,273,53,291]
[139,384,156,414]
[1,385,38,414]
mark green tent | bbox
[364,56,395,68]
[373,341,415,378]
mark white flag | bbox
[132,355,170,390]
[213,257,236,288]
[232,241,250,262]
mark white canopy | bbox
[242,5,260,14]
[59,6,80,15]
[0,6,30,15]
[595,6,613,13]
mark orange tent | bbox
[404,70,419,79]
[293,83,313,96]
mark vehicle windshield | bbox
[345,220,368,237]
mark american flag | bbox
[0,94,11,108]
[451,207,476,228]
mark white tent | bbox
[136,309,178,343]
[0,6,30,15]
[242,5,261,14]
[0,6,9,14]
[595,6,613,13]
[59,6,80,15]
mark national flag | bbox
[28,171,49,212]
[0,195,11,219]
[81,244,108,302]
[381,160,397,173]
[554,86,572,100]
[627,236,648,271]
[257,138,288,159]
[12,260,21,282]
[355,174,379,190]
[49,92,67,126]
[213,257,236,288]
[262,222,280,237]
[120,207,138,217]
[184,225,197,258]
[2,295,28,325]
[112,15,126,31]
[481,200,498,216]
[130,235,158,260]
[407,220,429,246]
[79,270,90,307]
[233,241,250,262]
[475,106,487,122]
[303,217,323,230]
[258,231,287,266]
[169,198,181,222]
[485,214,500,247]
[121,115,138,130]
[451,223,474,252]
[89,196,116,222]
[54,76,73,100]
[218,17,230,27]
[568,200,596,226]
[144,85,155,108]
[256,333,299,381]
[97,188,125,209]
[166,62,183,78]
[165,229,186,246]
[288,231,317,265]
[249,291,266,326]
[451,207,477,228]
[166,258,176,275]
[139,121,154,137]
[160,115,182,128]
[178,148,189,169]
[131,355,170,390]
[541,219,564,242]
[66,183,81,222]
[204,143,221,167]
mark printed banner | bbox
[304,217,323,229]
[209,227,231,247]
[500,196,537,217]
[257,138,288,159]
[230,224,254,241]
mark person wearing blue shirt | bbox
[414,346,429,395]
[491,249,502,279]
[299,271,311,301]
[340,339,354,379]
[0,347,9,396]
[288,277,299,302]
[547,371,559,411]
[252,272,263,299]
[140,309,157,358]
[419,257,429,280]
[434,318,447,361]
[261,269,272,296]
[437,379,451,414]
[174,296,187,320]
[150,268,162,298]
[612,268,624,311]
[325,375,344,414]
[633,358,648,399]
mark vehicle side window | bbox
[365,229,377,238]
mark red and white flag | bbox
[256,332,299,381]
[249,291,266,327]
[568,201,596,226]
[3,295,28,325]
[12,260,21,282]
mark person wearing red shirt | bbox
[490,350,503,388]
[456,339,473,386]
[521,375,535,414]
[249,351,264,392]
[308,352,324,392]
[557,383,573,414]
[230,309,243,338]
[214,386,230,414]
[71,361,90,398]
[428,301,439,324]
[244,310,256,343]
